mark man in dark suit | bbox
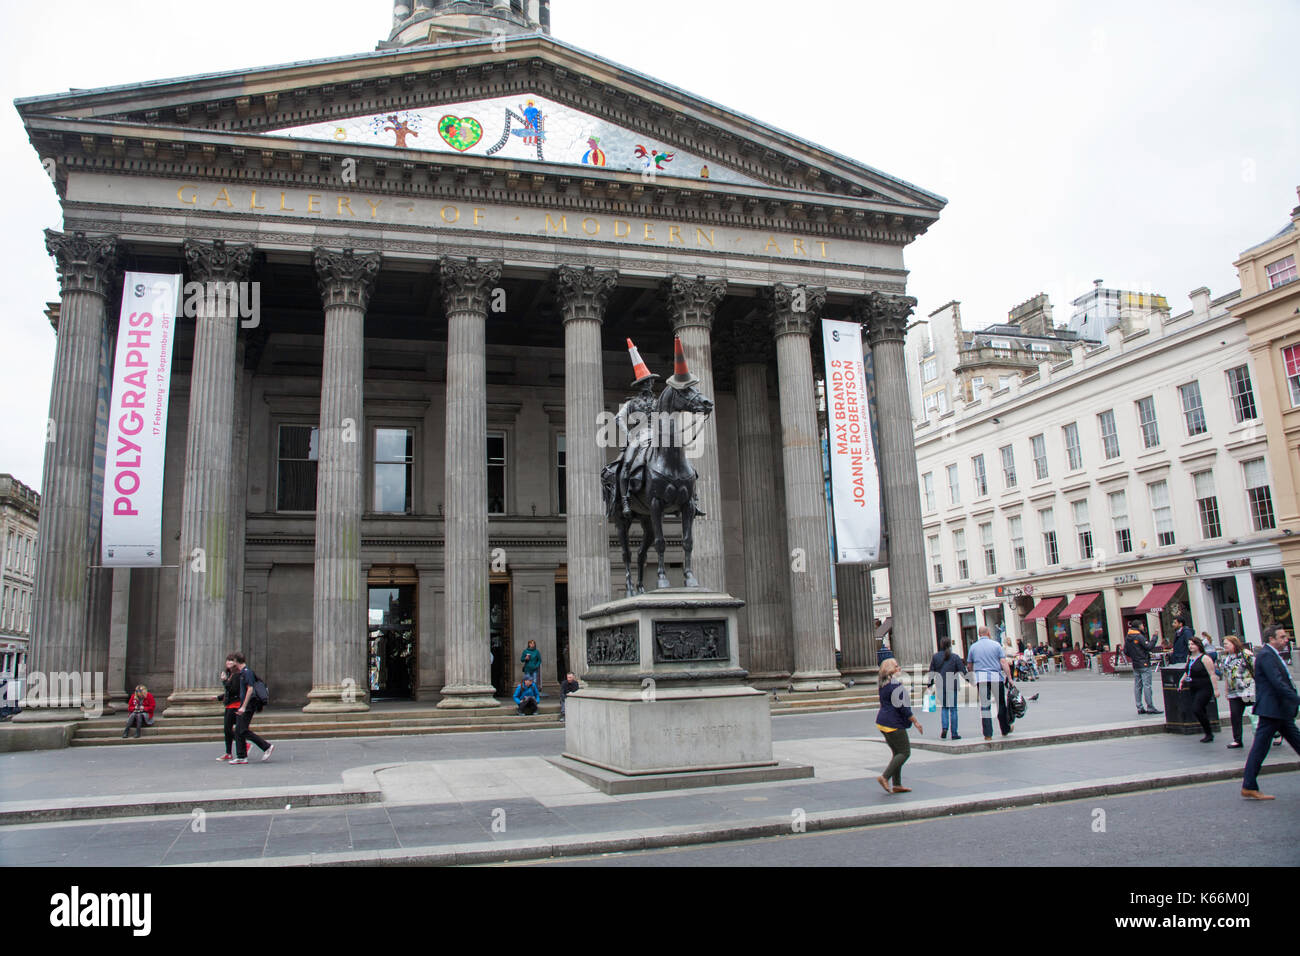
[1169,616,1193,665]
[1241,625,1300,800]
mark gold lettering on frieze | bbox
[696,228,715,248]
[545,213,568,234]
[668,225,684,244]
[473,208,485,225]
[211,188,233,209]
[337,196,354,216]
[279,192,294,212]
[643,223,655,241]
[582,217,600,236]
[763,235,781,253]
[791,237,806,256]
[306,194,321,214]
[614,220,631,238]
[366,199,383,218]
[441,205,459,224]
[250,191,265,211]
[178,185,198,205]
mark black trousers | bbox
[235,709,269,758]
[977,681,1011,737]
[224,707,239,753]
[1189,684,1214,738]
[517,698,538,715]
[1228,696,1247,744]
[125,711,150,731]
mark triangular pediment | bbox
[267,92,765,186]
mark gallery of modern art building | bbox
[17,0,944,716]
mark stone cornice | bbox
[767,283,826,337]
[312,248,381,310]
[662,275,726,332]
[183,238,253,283]
[44,230,119,298]
[440,256,503,314]
[555,265,617,323]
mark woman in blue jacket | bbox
[876,658,923,794]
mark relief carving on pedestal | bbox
[653,619,729,663]
[586,622,640,665]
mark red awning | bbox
[1022,596,1063,622]
[1059,592,1101,619]
[1135,581,1183,613]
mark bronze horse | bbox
[602,380,714,595]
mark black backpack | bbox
[1006,680,1027,719]
[246,669,269,709]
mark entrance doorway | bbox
[1210,577,1243,640]
[368,570,417,700]
[489,579,512,697]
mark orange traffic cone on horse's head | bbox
[664,335,700,390]
[625,338,660,388]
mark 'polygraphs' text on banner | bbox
[101,273,181,567]
[821,319,881,563]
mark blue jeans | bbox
[940,706,959,736]
[1132,666,1155,710]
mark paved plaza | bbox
[2,673,1296,866]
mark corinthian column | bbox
[733,312,793,682]
[303,248,379,713]
[769,284,843,691]
[168,240,253,716]
[21,232,118,720]
[437,256,503,709]
[860,291,931,667]
[836,564,876,674]
[662,275,727,592]
[557,265,618,677]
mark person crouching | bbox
[514,674,540,716]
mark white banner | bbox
[822,319,881,563]
[101,273,181,567]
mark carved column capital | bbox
[555,265,618,323]
[767,283,826,338]
[858,291,918,347]
[44,230,119,298]
[440,256,503,315]
[662,274,727,332]
[184,239,254,283]
[313,248,381,310]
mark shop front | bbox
[1059,592,1110,651]
[1134,580,1191,648]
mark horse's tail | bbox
[600,461,618,518]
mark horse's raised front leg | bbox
[681,500,699,589]
[650,497,670,589]
[618,513,635,598]
[636,515,652,595]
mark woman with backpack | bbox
[875,658,923,794]
[1219,635,1255,750]
[927,637,968,740]
[229,651,274,764]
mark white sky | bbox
[2,0,1297,490]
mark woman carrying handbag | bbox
[1180,635,1221,743]
[1219,635,1255,749]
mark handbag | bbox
[922,691,937,713]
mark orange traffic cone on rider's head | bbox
[626,338,660,388]
[664,335,700,390]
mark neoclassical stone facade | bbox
[18,3,944,713]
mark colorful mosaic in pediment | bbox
[269,93,765,186]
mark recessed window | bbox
[556,434,567,515]
[1244,458,1276,531]
[922,472,936,512]
[972,454,988,497]
[1284,345,1300,408]
[373,428,414,514]
[1097,409,1121,460]
[1136,396,1160,449]
[947,464,960,506]
[1148,480,1175,547]
[1008,515,1027,571]
[1178,381,1207,436]
[928,534,943,584]
[1072,499,1093,560]
[1193,471,1221,539]
[1265,254,1297,289]
[1109,490,1132,554]
[1030,434,1048,480]
[1226,365,1258,422]
[980,521,996,576]
[277,424,319,512]
[488,432,507,515]
[1000,445,1017,489]
[1039,507,1059,565]
[922,360,938,383]
[953,529,969,580]
[1063,422,1083,471]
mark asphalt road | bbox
[522,774,1300,867]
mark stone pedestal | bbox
[563,590,791,781]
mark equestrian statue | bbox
[601,337,714,596]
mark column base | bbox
[436,685,502,709]
[164,691,225,717]
[11,707,87,723]
[302,686,371,713]
[789,670,846,692]
[746,672,794,689]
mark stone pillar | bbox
[861,291,932,667]
[733,320,793,683]
[837,564,877,674]
[662,275,727,591]
[437,257,502,709]
[106,567,131,709]
[769,284,843,691]
[22,231,118,719]
[303,248,380,713]
[168,240,252,716]
[557,265,618,677]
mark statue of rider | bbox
[615,338,660,519]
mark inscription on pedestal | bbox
[587,622,640,665]
[653,619,729,663]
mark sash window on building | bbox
[947,463,960,505]
[1098,409,1121,460]
[972,453,988,497]
[1226,365,1258,422]
[980,521,996,575]
[953,528,969,580]
[1030,433,1048,480]
[928,534,943,584]
[1039,507,1059,565]
[1000,444,1017,489]
[1148,479,1175,546]
[1178,381,1207,436]
[1243,458,1276,530]
[922,471,936,512]
[1109,490,1132,553]
[556,434,566,515]
[373,428,414,514]
[1283,344,1300,407]
[1193,470,1221,539]
[277,424,319,512]
[1265,254,1297,289]
[1136,396,1160,449]
[1072,499,1093,560]
[487,431,507,515]
[1063,421,1083,471]
[1008,514,1027,571]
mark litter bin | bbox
[1160,666,1222,735]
